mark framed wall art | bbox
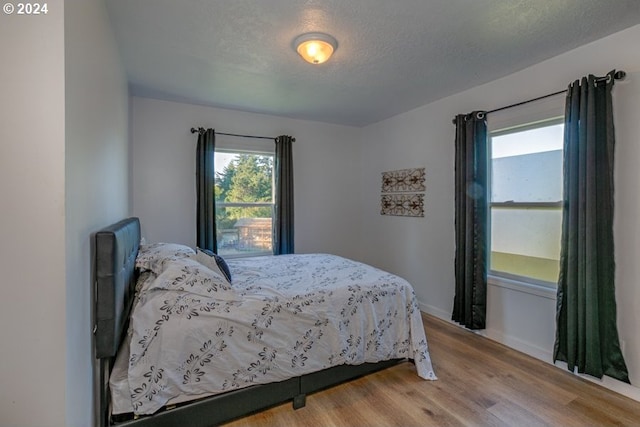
[380,167,425,217]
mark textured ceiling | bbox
[106,0,640,127]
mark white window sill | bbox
[221,251,273,259]
[488,274,557,300]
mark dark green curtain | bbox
[274,135,294,255]
[196,128,217,252]
[554,70,629,383]
[452,112,488,330]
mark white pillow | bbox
[193,248,232,283]
[135,270,157,293]
[136,243,195,275]
[194,248,227,280]
[147,257,236,298]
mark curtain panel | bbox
[554,71,629,383]
[196,128,217,252]
[274,135,294,255]
[452,112,488,330]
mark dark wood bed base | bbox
[94,217,402,427]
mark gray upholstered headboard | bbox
[94,217,140,359]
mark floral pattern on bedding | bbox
[127,253,436,415]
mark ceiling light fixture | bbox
[293,32,338,65]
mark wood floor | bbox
[224,313,640,427]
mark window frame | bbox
[214,147,275,258]
[487,116,565,292]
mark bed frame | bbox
[94,217,402,427]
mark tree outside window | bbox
[215,152,274,256]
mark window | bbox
[489,118,564,287]
[214,150,274,257]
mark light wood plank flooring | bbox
[224,313,640,426]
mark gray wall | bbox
[65,0,130,425]
[0,2,67,425]
[130,97,364,260]
[359,24,640,399]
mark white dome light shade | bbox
[293,32,338,65]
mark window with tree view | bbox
[490,119,564,286]
[215,151,274,257]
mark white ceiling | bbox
[105,0,640,127]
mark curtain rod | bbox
[190,127,295,142]
[452,70,626,124]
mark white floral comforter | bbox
[125,253,436,415]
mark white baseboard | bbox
[479,327,553,363]
[417,299,640,403]
[554,361,640,402]
[418,301,553,362]
[418,302,450,320]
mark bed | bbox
[95,217,436,426]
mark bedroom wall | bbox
[0,2,67,426]
[359,24,640,400]
[64,0,130,426]
[130,97,363,260]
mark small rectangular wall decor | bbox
[380,167,426,217]
[380,194,425,217]
[381,168,426,193]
